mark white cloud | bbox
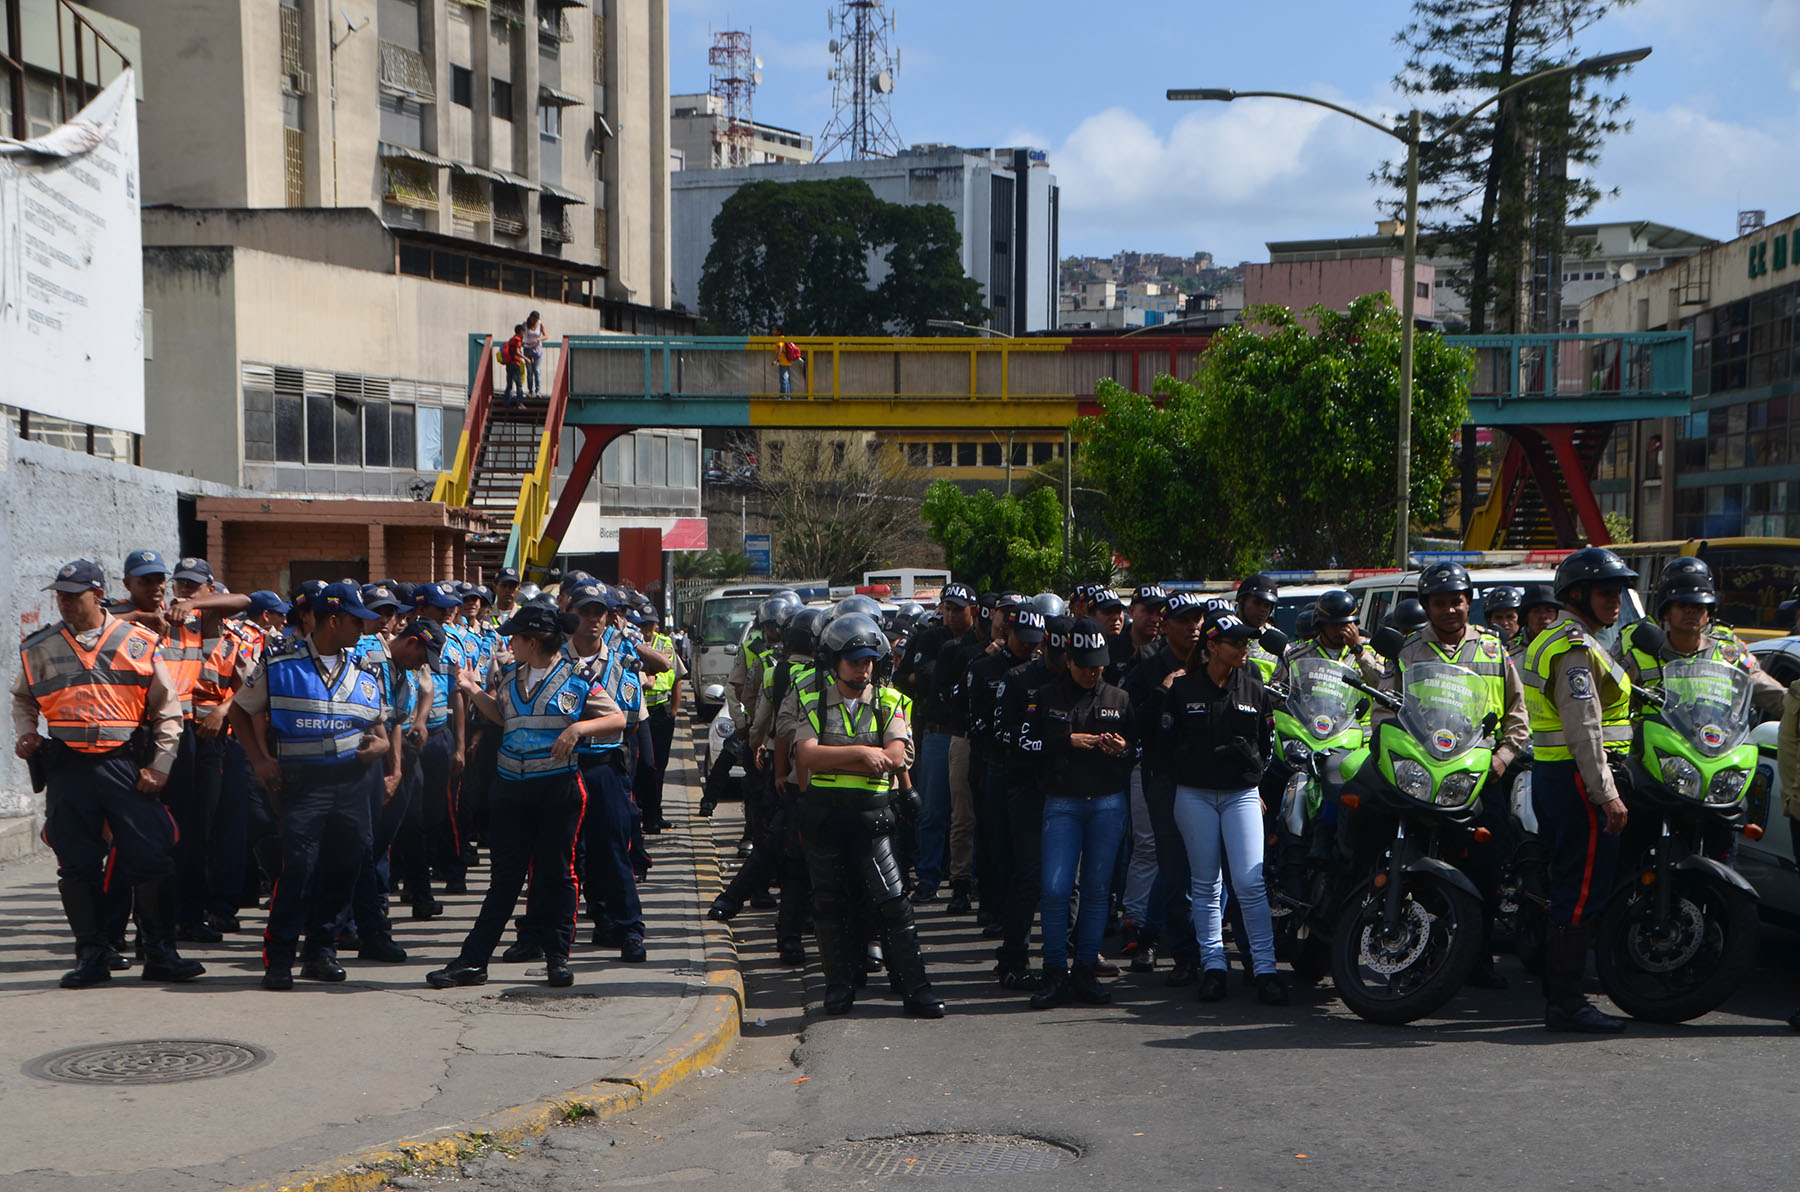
[1587,103,1800,236]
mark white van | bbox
[691,584,787,720]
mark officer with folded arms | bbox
[229,583,390,989]
[17,559,202,988]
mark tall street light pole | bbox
[1168,46,1650,567]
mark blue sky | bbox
[669,0,1800,263]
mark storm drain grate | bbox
[810,1133,1078,1177]
[24,1040,270,1085]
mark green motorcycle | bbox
[1331,646,1494,1025]
[1595,642,1762,1023]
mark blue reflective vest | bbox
[568,643,627,755]
[425,627,466,729]
[496,657,589,780]
[265,643,385,765]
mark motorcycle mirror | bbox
[1354,697,1370,719]
[703,684,727,702]
[1631,620,1667,655]
[1259,627,1289,655]
[1370,625,1406,662]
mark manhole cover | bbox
[810,1133,1078,1177]
[24,1040,270,1085]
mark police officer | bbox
[17,559,202,988]
[1019,616,1138,1008]
[1621,559,1786,717]
[794,613,943,1018]
[1379,562,1530,990]
[411,581,471,905]
[961,597,1036,933]
[427,602,625,990]
[1516,582,1561,657]
[1274,589,1384,689]
[896,582,979,903]
[1518,548,1637,1033]
[1483,586,1523,651]
[229,583,390,989]
[639,605,687,832]
[1236,573,1282,682]
[993,605,1070,989]
[934,587,992,915]
[731,593,799,856]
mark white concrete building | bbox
[670,92,812,170]
[672,144,1059,333]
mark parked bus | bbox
[1610,538,1800,640]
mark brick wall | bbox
[219,522,371,595]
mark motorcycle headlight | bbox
[1436,770,1479,807]
[1393,759,1432,800]
[1282,739,1313,769]
[1655,751,1702,800]
[1705,767,1749,807]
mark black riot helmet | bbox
[1655,557,1717,615]
[830,594,883,623]
[1032,591,1067,619]
[893,601,925,635]
[755,590,802,634]
[817,612,890,670]
[1416,561,1474,600]
[1553,547,1639,603]
[1482,586,1523,616]
[1313,589,1359,626]
[1237,572,1280,607]
[1293,607,1317,641]
[1518,582,1560,614]
[784,606,829,656]
[1388,597,1429,635]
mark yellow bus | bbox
[1611,538,1800,640]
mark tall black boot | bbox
[58,880,112,989]
[712,841,777,921]
[1543,924,1624,1034]
[775,858,811,964]
[876,897,944,1019]
[135,878,206,983]
[813,910,859,1015]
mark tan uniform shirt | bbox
[792,680,916,770]
[11,613,184,774]
[1546,615,1625,805]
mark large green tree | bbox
[1077,296,1472,572]
[1381,0,1639,333]
[920,483,1064,593]
[698,178,988,335]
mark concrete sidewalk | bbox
[0,737,742,1192]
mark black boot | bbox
[1029,966,1071,1009]
[879,909,945,1019]
[945,880,973,915]
[135,879,205,982]
[814,913,859,1015]
[1070,963,1113,1005]
[58,881,112,989]
[1543,924,1626,1034]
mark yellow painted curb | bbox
[235,754,742,1192]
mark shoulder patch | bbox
[555,689,579,715]
[1565,667,1594,701]
[126,636,150,660]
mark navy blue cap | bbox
[568,582,608,610]
[248,590,292,616]
[1090,587,1126,610]
[499,603,573,636]
[45,558,104,594]
[938,583,977,607]
[413,581,462,609]
[496,568,522,586]
[1007,605,1046,644]
[315,582,379,621]
[361,584,404,613]
[123,549,169,578]
[1204,611,1259,642]
[172,556,214,584]
[1067,616,1111,667]
[1131,584,1168,607]
[289,579,328,613]
[603,584,631,610]
[1164,591,1210,619]
[393,617,445,649]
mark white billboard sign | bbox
[0,69,143,434]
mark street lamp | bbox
[1169,46,1650,567]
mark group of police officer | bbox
[17,552,686,992]
[710,548,1800,1030]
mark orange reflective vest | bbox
[159,615,206,719]
[193,621,246,715]
[21,618,159,753]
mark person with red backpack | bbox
[499,324,526,407]
[772,325,802,397]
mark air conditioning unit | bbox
[282,69,313,96]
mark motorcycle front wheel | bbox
[1594,870,1760,1024]
[1330,876,1483,1026]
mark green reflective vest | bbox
[645,632,677,704]
[1520,618,1632,762]
[800,681,906,794]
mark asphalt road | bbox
[420,775,1800,1192]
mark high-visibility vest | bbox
[265,644,385,765]
[425,626,465,729]
[159,614,207,719]
[569,643,628,754]
[800,680,905,795]
[1398,628,1509,723]
[193,622,247,715]
[20,618,158,753]
[645,632,677,705]
[1520,617,1632,761]
[1248,640,1279,683]
[1624,625,1751,686]
[495,658,589,779]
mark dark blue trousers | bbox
[458,772,585,966]
[45,749,176,889]
[263,760,377,967]
[1531,759,1622,928]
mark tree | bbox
[1381,0,1639,333]
[735,432,931,585]
[920,483,1064,593]
[698,178,988,335]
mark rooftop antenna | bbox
[816,2,902,160]
[708,29,757,168]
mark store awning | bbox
[538,84,585,108]
[449,160,509,184]
[378,142,449,168]
[539,181,586,204]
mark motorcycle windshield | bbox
[1283,657,1360,743]
[1656,657,1754,759]
[1397,661,1489,762]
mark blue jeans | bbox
[1171,784,1277,975]
[525,354,541,395]
[777,364,792,395]
[913,731,952,890]
[1040,792,1129,969]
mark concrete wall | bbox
[0,431,241,855]
[1244,257,1435,321]
[1583,210,1800,334]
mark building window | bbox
[1033,441,1054,465]
[907,442,927,467]
[492,79,514,120]
[956,442,976,467]
[1416,282,1430,299]
[451,65,474,108]
[932,442,951,467]
[1644,435,1662,481]
[539,104,562,140]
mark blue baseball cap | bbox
[568,582,609,610]
[123,549,169,578]
[413,580,462,609]
[361,584,404,613]
[46,559,105,594]
[496,568,522,586]
[172,557,214,585]
[247,590,292,616]
[314,582,379,621]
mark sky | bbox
[668,0,1800,264]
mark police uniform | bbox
[15,561,196,986]
[961,608,1039,938]
[191,604,254,931]
[234,606,388,984]
[935,621,989,912]
[640,622,686,830]
[993,626,1064,983]
[566,620,646,960]
[413,582,471,901]
[1621,621,1787,717]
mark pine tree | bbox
[1380,0,1639,333]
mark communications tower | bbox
[708,30,760,169]
[816,1,902,160]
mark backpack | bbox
[781,340,803,365]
